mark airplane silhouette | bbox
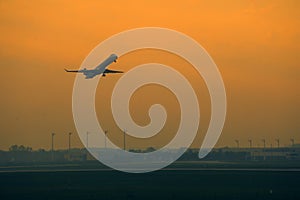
[65,54,123,79]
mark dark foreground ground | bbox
[0,162,300,200]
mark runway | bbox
[1,167,300,200]
[1,164,300,173]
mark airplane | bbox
[65,54,123,79]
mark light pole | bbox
[51,132,55,161]
[86,132,90,148]
[275,139,280,148]
[51,133,55,151]
[123,129,126,151]
[290,138,295,147]
[262,139,266,149]
[68,132,72,151]
[248,139,252,149]
[104,130,108,149]
[235,140,239,148]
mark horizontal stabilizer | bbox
[65,69,80,72]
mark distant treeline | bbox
[0,145,300,165]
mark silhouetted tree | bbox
[9,145,33,152]
[9,145,18,152]
[145,147,156,152]
[37,148,45,152]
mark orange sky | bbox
[0,0,299,150]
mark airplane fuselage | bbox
[94,54,118,74]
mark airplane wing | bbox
[104,69,123,74]
[65,69,80,72]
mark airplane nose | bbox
[111,53,118,59]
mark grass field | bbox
[1,165,300,200]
